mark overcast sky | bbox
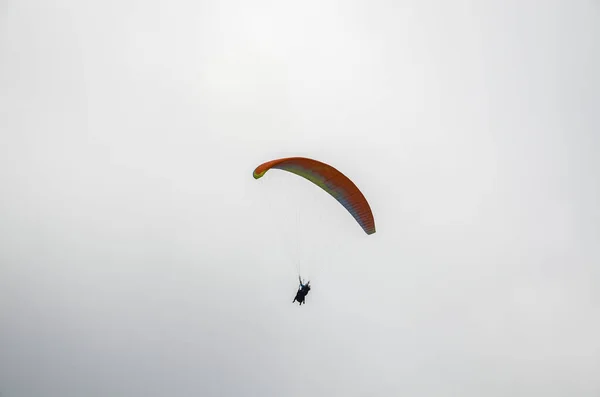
[1,0,599,396]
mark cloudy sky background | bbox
[1,0,599,396]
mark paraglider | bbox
[293,276,311,305]
[253,156,375,306]
[253,157,376,235]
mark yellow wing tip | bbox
[253,170,267,179]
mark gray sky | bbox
[1,0,599,396]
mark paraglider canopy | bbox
[253,157,376,235]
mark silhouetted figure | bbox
[293,276,311,305]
